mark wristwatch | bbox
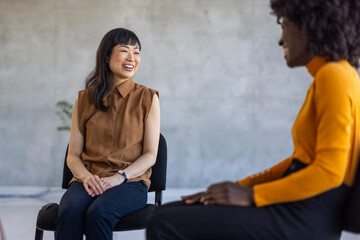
[118,170,128,182]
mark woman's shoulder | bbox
[316,60,357,83]
[314,60,360,94]
[77,89,96,110]
[317,60,355,77]
[133,82,156,91]
[77,89,92,102]
[133,82,158,96]
[78,88,90,97]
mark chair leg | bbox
[34,228,43,240]
[155,191,162,206]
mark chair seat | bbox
[36,202,157,232]
[37,203,58,230]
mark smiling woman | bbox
[272,0,360,68]
[108,44,141,84]
[146,0,360,239]
[278,17,314,68]
[85,28,144,111]
[55,28,160,240]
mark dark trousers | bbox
[147,185,349,240]
[56,181,147,240]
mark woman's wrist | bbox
[118,170,128,182]
[117,172,126,183]
[79,171,92,182]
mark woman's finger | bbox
[181,192,202,200]
[83,183,95,196]
[87,181,101,195]
[88,176,104,195]
[203,199,216,205]
[181,192,203,204]
[93,175,105,193]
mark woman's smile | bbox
[123,64,134,71]
[283,46,289,58]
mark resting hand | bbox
[181,192,204,205]
[101,173,125,191]
[199,181,254,206]
[82,174,106,197]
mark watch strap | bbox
[118,170,128,182]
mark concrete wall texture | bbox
[0,0,313,188]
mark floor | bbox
[0,186,359,240]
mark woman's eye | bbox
[134,52,140,55]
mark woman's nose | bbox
[126,52,134,61]
[278,37,284,46]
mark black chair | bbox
[343,152,360,233]
[35,134,167,240]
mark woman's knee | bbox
[84,203,108,225]
[58,182,91,221]
[58,203,84,222]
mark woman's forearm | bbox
[67,98,92,182]
[122,151,157,179]
[121,93,160,180]
[67,154,92,182]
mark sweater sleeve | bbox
[237,157,292,187]
[253,64,353,207]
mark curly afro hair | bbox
[270,0,360,68]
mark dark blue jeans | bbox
[56,181,147,240]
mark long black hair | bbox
[85,28,141,111]
[270,0,360,68]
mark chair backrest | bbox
[62,133,167,192]
[149,133,167,192]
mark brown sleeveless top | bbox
[74,78,158,189]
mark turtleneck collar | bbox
[306,56,328,77]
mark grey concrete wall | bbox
[0,0,313,187]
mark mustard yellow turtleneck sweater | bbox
[238,57,360,207]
